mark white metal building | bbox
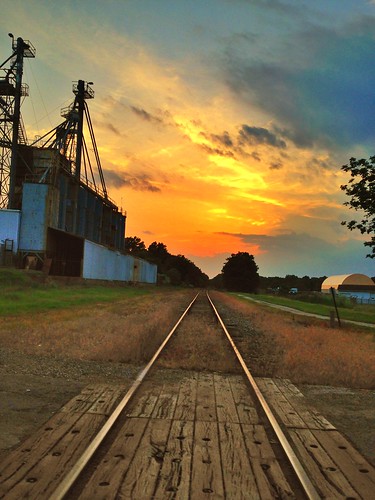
[321,274,375,304]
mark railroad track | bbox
[0,291,374,499]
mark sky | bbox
[1,0,374,278]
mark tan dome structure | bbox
[321,274,375,304]
[321,274,374,292]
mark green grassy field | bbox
[237,293,375,324]
[0,269,153,315]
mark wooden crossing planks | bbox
[78,417,149,499]
[173,375,198,421]
[214,373,240,423]
[2,373,373,499]
[60,384,125,414]
[0,413,106,499]
[310,429,375,499]
[256,377,375,499]
[195,373,217,422]
[228,377,260,424]
[218,421,261,498]
[117,419,172,499]
[0,385,125,499]
[89,373,293,498]
[288,428,360,498]
[256,378,335,430]
[191,420,224,498]
[153,420,193,498]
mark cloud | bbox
[215,231,373,277]
[197,124,286,162]
[210,131,234,148]
[224,19,375,149]
[269,161,283,170]
[104,169,161,192]
[130,105,164,124]
[199,144,235,158]
[101,122,122,136]
[238,124,286,149]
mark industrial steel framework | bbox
[31,79,111,204]
[0,34,35,209]
[0,33,111,210]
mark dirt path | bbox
[238,294,375,328]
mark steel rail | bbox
[51,292,200,500]
[207,292,320,500]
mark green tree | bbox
[147,241,170,267]
[166,267,182,285]
[124,236,147,257]
[341,156,375,258]
[222,252,260,292]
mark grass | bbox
[0,269,153,315]
[215,292,375,389]
[0,287,195,365]
[239,293,375,324]
[2,268,374,388]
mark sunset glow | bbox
[2,0,374,277]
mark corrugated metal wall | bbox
[19,184,48,251]
[82,240,157,283]
[0,209,21,253]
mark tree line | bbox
[125,236,209,287]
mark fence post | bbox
[330,287,341,328]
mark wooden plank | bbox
[312,429,375,499]
[118,418,171,498]
[153,420,193,499]
[251,458,294,499]
[191,420,224,499]
[229,377,260,424]
[288,428,359,498]
[87,386,127,416]
[196,373,217,422]
[0,414,106,499]
[0,411,86,489]
[77,417,148,499]
[60,385,109,413]
[276,378,304,398]
[151,386,179,420]
[214,374,239,423]
[173,376,197,421]
[273,379,335,430]
[241,424,294,498]
[125,386,161,418]
[218,421,260,499]
[242,424,275,459]
[256,379,308,429]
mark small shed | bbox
[321,274,375,304]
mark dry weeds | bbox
[213,292,375,389]
[157,315,240,373]
[0,290,194,365]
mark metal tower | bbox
[32,79,109,201]
[0,34,35,209]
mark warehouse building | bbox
[321,274,375,304]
